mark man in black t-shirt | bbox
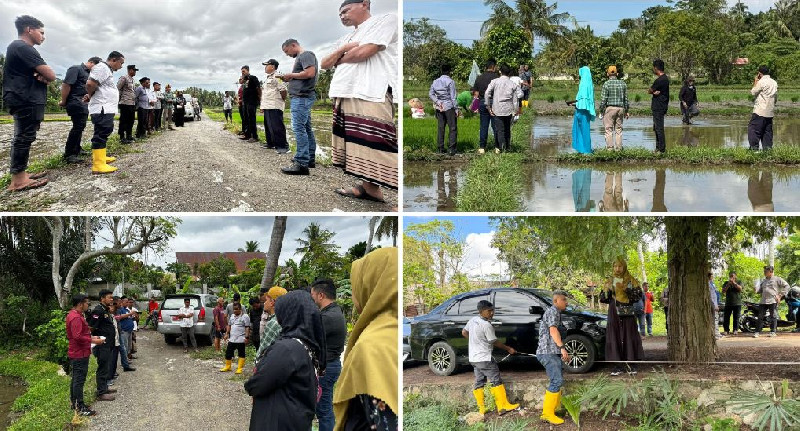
[59,57,101,164]
[310,279,347,431]
[648,59,670,153]
[85,289,117,401]
[2,15,56,192]
[471,59,500,153]
[239,65,262,142]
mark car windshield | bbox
[528,289,591,312]
[162,297,200,310]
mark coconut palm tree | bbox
[375,216,399,247]
[481,0,571,56]
[295,223,338,260]
[261,216,286,290]
[238,240,260,253]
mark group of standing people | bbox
[2,15,182,190]
[428,59,532,155]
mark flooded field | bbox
[0,375,25,428]
[404,161,800,212]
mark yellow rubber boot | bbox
[105,154,116,163]
[490,384,520,415]
[92,149,117,174]
[554,389,563,413]
[235,358,246,374]
[220,359,232,372]
[472,388,487,415]
[540,390,565,424]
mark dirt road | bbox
[404,332,800,385]
[0,115,396,212]
[88,329,252,430]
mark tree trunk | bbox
[261,216,287,290]
[366,216,378,254]
[665,217,717,362]
[637,242,647,282]
[45,217,66,307]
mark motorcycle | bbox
[738,301,795,333]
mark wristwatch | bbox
[557,345,564,349]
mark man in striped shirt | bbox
[598,66,629,150]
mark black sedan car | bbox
[409,288,607,376]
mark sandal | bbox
[8,177,49,192]
[29,171,48,180]
[335,184,385,203]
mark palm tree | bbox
[482,0,571,56]
[295,223,338,259]
[238,240,260,253]
[261,217,287,290]
[366,216,379,254]
[375,216,399,247]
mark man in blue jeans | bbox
[536,291,571,425]
[470,59,499,154]
[311,279,347,431]
[280,38,318,176]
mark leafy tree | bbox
[233,258,266,290]
[198,256,237,289]
[404,220,464,293]
[474,23,533,71]
[482,0,571,56]
[295,223,345,282]
[346,241,368,260]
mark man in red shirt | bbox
[642,282,655,337]
[145,298,159,329]
[66,294,104,416]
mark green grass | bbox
[457,153,524,212]
[0,353,98,430]
[552,145,800,165]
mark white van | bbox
[182,93,195,120]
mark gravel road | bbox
[0,115,397,212]
[88,329,252,430]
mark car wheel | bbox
[739,315,757,333]
[563,334,596,373]
[427,341,457,376]
[164,334,177,344]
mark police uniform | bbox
[86,303,116,395]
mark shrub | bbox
[634,94,642,103]
[547,95,556,103]
[792,96,799,103]
[33,309,69,365]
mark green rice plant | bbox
[456,154,523,212]
[563,93,570,101]
[792,96,799,103]
[547,95,556,103]
[712,95,721,102]
[634,94,642,103]
[726,380,800,431]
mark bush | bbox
[547,95,556,103]
[792,97,799,103]
[33,309,69,365]
[634,94,642,103]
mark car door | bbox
[443,293,487,359]
[491,290,548,359]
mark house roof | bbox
[175,252,266,273]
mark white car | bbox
[182,93,195,120]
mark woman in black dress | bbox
[173,91,186,127]
[601,258,645,376]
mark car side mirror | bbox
[529,306,544,315]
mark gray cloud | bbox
[0,0,398,92]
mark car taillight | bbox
[198,308,205,321]
[158,310,162,322]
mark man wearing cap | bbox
[117,65,137,143]
[598,65,629,150]
[754,265,790,337]
[85,51,125,175]
[260,59,289,152]
[280,39,319,175]
[240,65,261,143]
[254,286,287,364]
[59,57,101,164]
[322,0,398,202]
[134,77,153,139]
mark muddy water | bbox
[403,161,800,212]
[530,116,800,155]
[0,375,25,428]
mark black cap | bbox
[764,265,774,271]
[262,59,279,67]
[127,65,139,71]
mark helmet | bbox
[788,286,800,301]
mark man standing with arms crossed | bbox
[85,51,124,175]
[311,279,347,431]
[754,265,790,337]
[648,59,669,154]
[239,65,261,143]
[59,56,100,164]
[281,39,319,175]
[3,15,56,191]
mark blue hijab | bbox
[575,66,596,118]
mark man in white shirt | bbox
[85,51,124,175]
[260,59,289,152]
[323,0,398,204]
[152,82,163,131]
[748,65,778,151]
[176,297,198,353]
[221,302,250,374]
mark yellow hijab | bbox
[333,247,398,430]
[606,258,640,303]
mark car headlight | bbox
[596,320,607,328]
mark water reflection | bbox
[531,116,800,153]
[403,161,797,212]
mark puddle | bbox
[403,161,800,212]
[530,116,800,155]
[0,375,25,428]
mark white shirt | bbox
[464,316,496,363]
[146,88,156,109]
[153,90,163,109]
[223,96,232,110]
[88,62,119,115]
[228,313,251,343]
[178,306,195,328]
[751,75,778,118]
[328,13,398,103]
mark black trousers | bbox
[90,113,115,150]
[238,105,246,135]
[244,103,258,139]
[174,108,185,127]
[492,115,513,151]
[70,356,89,408]
[65,111,87,157]
[8,104,44,174]
[664,306,669,331]
[748,114,773,150]
[225,341,246,360]
[652,110,667,152]
[264,109,288,149]
[93,344,111,395]
[435,108,457,153]
[154,108,163,130]
[136,107,149,138]
[224,109,233,122]
[723,305,741,333]
[118,104,135,139]
[756,303,779,333]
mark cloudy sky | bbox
[0,0,398,92]
[102,216,395,269]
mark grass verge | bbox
[456,153,524,212]
[552,145,800,165]
[0,353,98,430]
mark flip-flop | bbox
[29,171,48,180]
[335,184,386,203]
[9,177,49,192]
